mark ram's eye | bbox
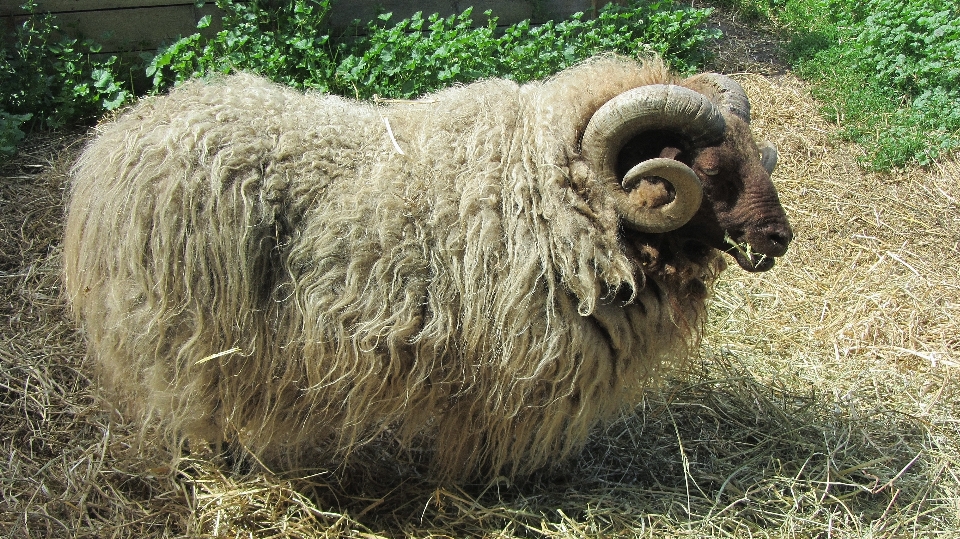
[701,167,719,176]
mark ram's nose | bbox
[755,221,793,257]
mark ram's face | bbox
[580,71,793,272]
[679,117,792,272]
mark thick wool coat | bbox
[64,56,722,481]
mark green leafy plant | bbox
[496,1,718,84]
[147,0,340,91]
[337,0,719,99]
[3,0,719,157]
[0,0,131,155]
[706,0,784,20]
[152,0,718,100]
[0,112,32,157]
[333,8,501,99]
[781,0,960,168]
[857,0,959,95]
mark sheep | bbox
[63,55,792,482]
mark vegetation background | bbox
[1,0,958,537]
[3,0,959,169]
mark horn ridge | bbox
[684,73,752,123]
[580,85,726,165]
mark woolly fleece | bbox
[64,56,723,481]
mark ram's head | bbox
[580,74,793,271]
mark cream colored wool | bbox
[64,56,724,482]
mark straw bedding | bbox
[3,47,958,539]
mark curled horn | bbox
[580,84,725,233]
[685,73,752,122]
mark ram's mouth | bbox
[723,232,777,272]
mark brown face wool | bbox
[63,55,790,482]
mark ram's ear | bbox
[759,141,778,174]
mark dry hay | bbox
[2,73,959,538]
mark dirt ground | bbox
[2,9,959,538]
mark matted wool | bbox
[63,56,730,482]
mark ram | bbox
[64,55,792,482]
